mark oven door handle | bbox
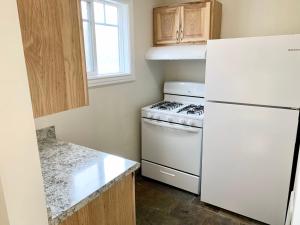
[143,119,200,133]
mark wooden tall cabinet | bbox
[17,0,88,118]
[153,0,222,46]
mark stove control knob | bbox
[179,119,186,124]
[186,120,195,126]
[153,114,160,120]
[147,113,153,118]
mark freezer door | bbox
[201,102,299,225]
[205,34,300,108]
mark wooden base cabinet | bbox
[60,174,136,225]
[17,0,88,118]
[153,0,222,46]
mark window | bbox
[81,0,133,87]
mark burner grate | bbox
[151,101,183,111]
[177,104,204,115]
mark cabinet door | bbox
[180,2,211,43]
[153,6,181,45]
[60,174,136,225]
[17,0,88,118]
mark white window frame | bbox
[82,0,135,87]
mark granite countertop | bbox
[37,127,140,225]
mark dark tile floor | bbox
[136,176,265,225]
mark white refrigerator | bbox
[286,148,300,225]
[291,150,300,225]
[201,34,300,225]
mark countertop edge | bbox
[50,162,140,225]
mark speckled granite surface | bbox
[37,126,140,225]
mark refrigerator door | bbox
[201,102,299,225]
[292,148,300,225]
[205,34,300,108]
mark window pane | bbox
[95,25,120,74]
[105,4,118,25]
[81,1,88,20]
[94,2,105,23]
[83,21,93,73]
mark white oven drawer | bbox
[142,160,200,194]
[142,118,202,175]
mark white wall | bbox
[0,1,48,225]
[162,0,300,82]
[35,0,164,161]
[219,0,300,39]
[163,60,206,82]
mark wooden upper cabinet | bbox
[17,0,89,118]
[153,0,222,46]
[180,2,211,43]
[153,6,181,45]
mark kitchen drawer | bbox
[142,160,200,194]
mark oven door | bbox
[142,118,202,176]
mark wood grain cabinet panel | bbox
[153,0,222,46]
[180,2,211,43]
[60,174,136,225]
[17,0,88,118]
[153,6,181,45]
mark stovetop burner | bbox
[151,101,183,111]
[177,104,204,116]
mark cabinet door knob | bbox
[176,30,179,43]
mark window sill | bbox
[88,73,135,88]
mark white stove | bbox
[141,82,205,194]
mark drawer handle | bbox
[160,170,175,177]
